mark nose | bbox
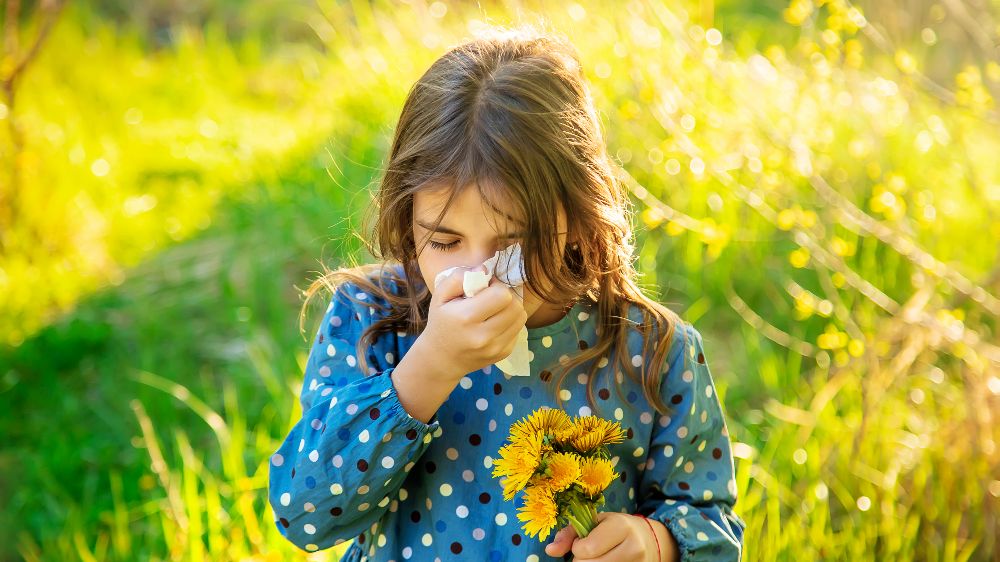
[466,243,507,270]
[461,256,492,275]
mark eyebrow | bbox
[415,219,524,238]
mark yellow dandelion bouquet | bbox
[491,407,625,543]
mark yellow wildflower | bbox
[492,430,545,500]
[509,407,573,442]
[545,452,582,492]
[577,457,617,497]
[516,483,559,541]
[558,415,626,453]
[493,407,626,544]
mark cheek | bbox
[416,253,451,295]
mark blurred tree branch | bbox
[852,0,1000,120]
[0,0,65,254]
[940,0,1000,63]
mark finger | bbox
[571,513,629,560]
[495,306,528,351]
[544,525,579,557]
[489,268,527,295]
[478,309,526,359]
[466,281,516,322]
[572,539,631,562]
[432,266,478,303]
[476,289,527,325]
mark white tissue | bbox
[432,243,530,377]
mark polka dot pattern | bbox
[631,321,747,561]
[267,269,745,560]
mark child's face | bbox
[412,184,569,326]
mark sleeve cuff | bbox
[647,501,743,562]
[379,367,442,437]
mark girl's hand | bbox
[544,512,672,562]
[417,266,527,382]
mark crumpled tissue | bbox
[432,242,530,377]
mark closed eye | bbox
[427,238,521,252]
[429,240,459,251]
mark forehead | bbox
[412,181,525,226]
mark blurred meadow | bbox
[1,0,999,560]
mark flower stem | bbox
[568,501,598,536]
[586,504,598,528]
[566,513,590,538]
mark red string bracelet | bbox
[632,513,661,561]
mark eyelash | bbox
[428,238,521,252]
[429,240,459,251]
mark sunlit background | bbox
[1,0,998,560]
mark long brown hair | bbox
[299,23,685,418]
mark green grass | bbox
[1,0,998,560]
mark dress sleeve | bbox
[636,322,746,561]
[267,281,442,553]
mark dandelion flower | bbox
[577,456,617,498]
[516,483,559,541]
[560,415,626,452]
[510,407,573,442]
[494,407,623,544]
[492,430,545,500]
[545,452,582,492]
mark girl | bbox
[268,24,745,562]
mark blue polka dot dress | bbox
[268,265,746,561]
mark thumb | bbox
[544,525,579,557]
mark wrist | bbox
[409,336,463,384]
[633,514,680,562]
[644,517,679,562]
[632,514,661,562]
[391,338,460,424]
